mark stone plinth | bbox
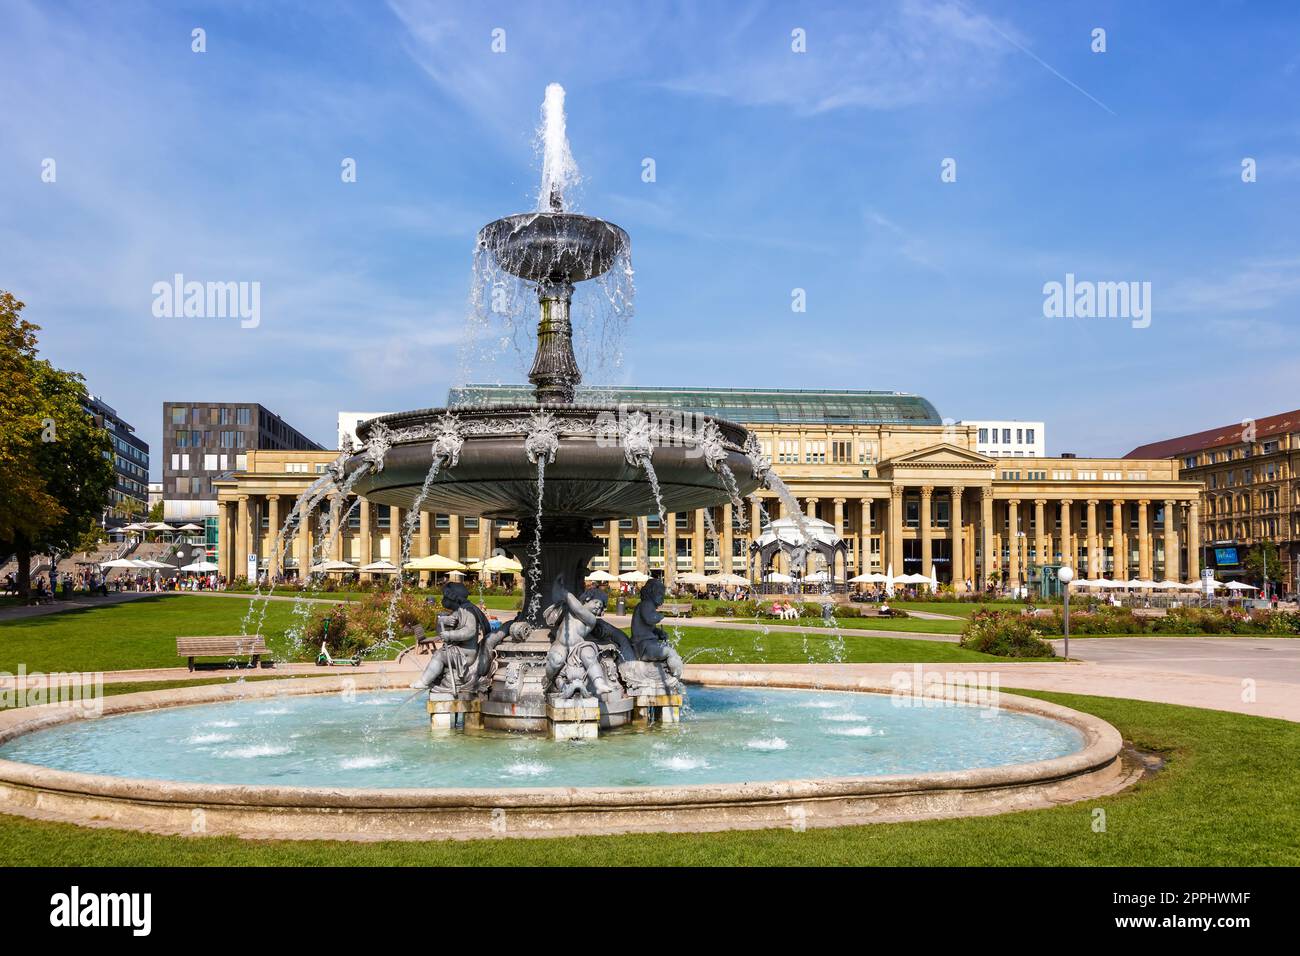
[427,692,482,731]
[631,692,683,725]
[546,696,601,740]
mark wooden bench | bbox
[660,603,692,618]
[177,636,270,671]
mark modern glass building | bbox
[81,394,150,520]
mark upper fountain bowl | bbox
[479,213,629,283]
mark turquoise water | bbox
[0,687,1083,789]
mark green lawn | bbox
[0,691,1295,865]
[0,595,315,672]
[721,615,965,635]
[671,626,1008,663]
[890,601,1005,617]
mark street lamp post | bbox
[1058,565,1074,661]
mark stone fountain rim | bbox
[354,402,753,447]
[0,671,1132,840]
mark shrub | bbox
[304,591,443,658]
[960,609,1057,658]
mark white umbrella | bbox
[99,558,140,569]
[141,560,173,569]
[929,572,939,592]
[849,572,889,583]
[677,572,712,585]
[764,571,794,584]
[404,554,467,572]
[886,561,895,597]
[617,570,651,584]
[1225,581,1258,591]
[803,570,830,584]
[361,560,399,574]
[180,560,219,572]
[176,523,205,532]
[311,560,357,573]
[706,572,750,587]
[585,569,616,582]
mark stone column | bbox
[358,499,372,572]
[1087,500,1100,578]
[1060,499,1073,570]
[860,497,873,572]
[1111,500,1126,579]
[638,516,651,575]
[693,509,706,573]
[805,496,818,519]
[889,486,904,575]
[1163,499,1178,581]
[1188,499,1201,578]
[1138,499,1151,579]
[447,515,461,563]
[608,517,620,576]
[980,487,994,586]
[919,486,934,578]
[479,517,495,584]
[235,495,249,581]
[950,487,964,591]
[217,499,233,580]
[417,512,431,586]
[266,494,281,579]
[665,512,678,589]
[330,496,344,562]
[386,506,402,570]
[1007,498,1020,588]
[1034,499,1046,571]
[721,505,733,574]
[297,501,312,577]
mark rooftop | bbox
[1125,408,1300,460]
[448,385,942,426]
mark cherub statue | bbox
[630,578,683,685]
[543,578,618,699]
[410,582,495,694]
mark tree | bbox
[0,292,114,596]
[147,500,165,522]
[1243,541,1283,594]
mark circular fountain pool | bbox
[0,673,1132,840]
[0,686,1084,789]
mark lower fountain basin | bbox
[0,672,1133,840]
[349,404,760,520]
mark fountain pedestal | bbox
[427,693,483,732]
[632,693,683,725]
[545,696,601,740]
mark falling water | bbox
[378,458,442,647]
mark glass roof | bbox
[448,385,941,425]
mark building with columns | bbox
[1127,408,1300,593]
[213,388,1204,592]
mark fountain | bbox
[345,84,766,736]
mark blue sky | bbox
[2,0,1298,477]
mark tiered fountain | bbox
[345,85,768,737]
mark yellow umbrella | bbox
[471,554,524,573]
[403,554,468,572]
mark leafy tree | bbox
[148,499,165,522]
[1243,541,1283,593]
[0,292,114,596]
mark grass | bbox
[671,626,1010,663]
[722,615,965,635]
[0,691,1295,865]
[891,601,1000,617]
[0,595,312,672]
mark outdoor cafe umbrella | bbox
[176,523,205,532]
[618,570,651,584]
[311,560,357,573]
[180,560,220,572]
[677,572,712,585]
[473,554,524,573]
[403,554,467,572]
[1225,581,1259,591]
[361,560,399,574]
[98,558,140,569]
[764,571,795,584]
[706,572,750,587]
[585,569,616,582]
[849,572,890,584]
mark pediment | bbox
[880,443,995,468]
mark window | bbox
[1128,471,1146,481]
[804,441,826,464]
[236,407,251,425]
[978,428,988,443]
[905,499,919,527]
[220,407,231,425]
[990,429,999,444]
[857,442,877,464]
[219,430,235,448]
[777,439,799,464]
[832,440,852,464]
[1016,428,1023,444]
[1027,470,1046,480]
[174,430,189,448]
[1051,470,1072,480]
[1102,471,1122,481]
[235,454,247,471]
[171,407,188,425]
[1002,428,1012,444]
[1183,455,1198,470]
[1026,428,1035,445]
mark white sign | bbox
[247,554,258,581]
